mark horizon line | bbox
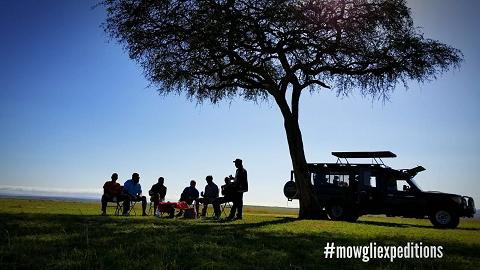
[0,184,298,209]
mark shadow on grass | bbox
[0,213,479,270]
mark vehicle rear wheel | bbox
[429,208,459,229]
[327,203,346,221]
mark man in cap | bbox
[227,158,248,220]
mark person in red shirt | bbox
[101,173,123,215]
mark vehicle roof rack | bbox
[332,151,397,165]
[332,151,397,158]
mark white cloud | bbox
[0,185,102,199]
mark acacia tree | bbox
[102,0,462,218]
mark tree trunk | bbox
[283,115,325,219]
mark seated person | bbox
[196,175,219,218]
[122,173,147,216]
[211,177,236,219]
[220,177,236,202]
[177,180,199,216]
[101,173,124,215]
[149,177,167,213]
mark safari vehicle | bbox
[283,151,476,228]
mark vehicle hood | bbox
[423,191,462,198]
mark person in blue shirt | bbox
[122,173,147,216]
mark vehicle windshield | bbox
[409,177,423,191]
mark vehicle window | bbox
[370,176,377,187]
[397,180,411,192]
[409,177,422,191]
[312,173,326,186]
[325,174,349,187]
[349,175,359,188]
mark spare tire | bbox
[283,181,298,200]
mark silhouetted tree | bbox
[102,0,462,219]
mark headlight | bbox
[452,197,462,205]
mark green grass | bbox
[0,198,479,269]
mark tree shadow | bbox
[0,213,479,270]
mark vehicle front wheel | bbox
[429,208,459,229]
[344,213,359,222]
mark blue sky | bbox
[0,0,479,207]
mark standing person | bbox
[149,177,167,213]
[197,175,219,218]
[177,180,199,217]
[122,173,147,216]
[101,173,123,215]
[227,158,248,220]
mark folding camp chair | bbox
[220,201,232,218]
[148,200,154,216]
[128,200,138,215]
[105,186,125,216]
[106,196,123,216]
[114,199,123,216]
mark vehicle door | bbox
[382,179,422,216]
[357,169,382,214]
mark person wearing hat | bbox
[227,158,248,220]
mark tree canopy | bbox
[103,0,462,105]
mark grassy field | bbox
[0,198,479,270]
